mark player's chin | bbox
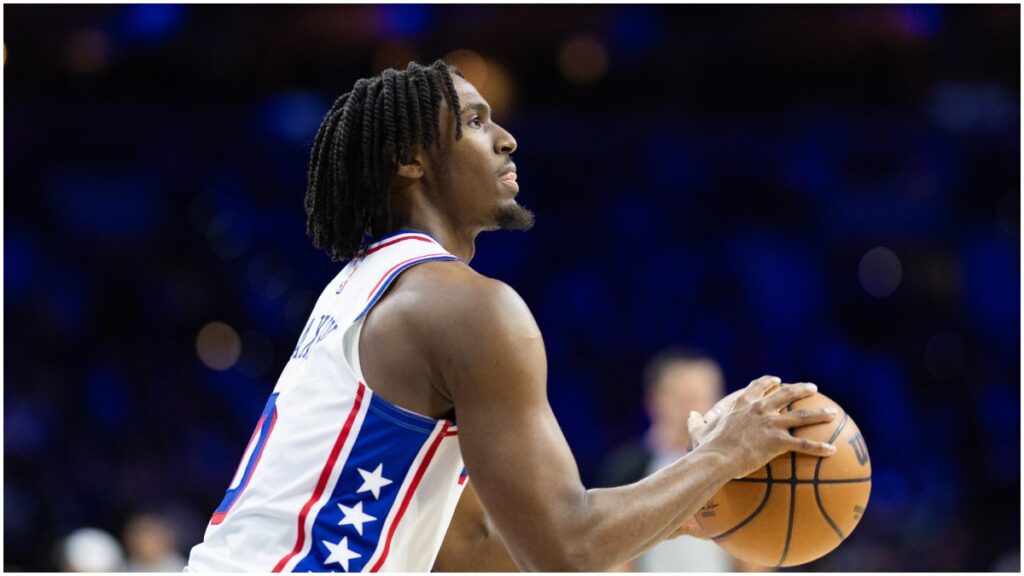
[494,200,535,231]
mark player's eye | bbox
[467,116,483,129]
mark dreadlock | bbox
[305,60,464,261]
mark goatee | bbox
[495,202,536,231]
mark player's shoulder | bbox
[397,259,534,335]
[394,260,544,393]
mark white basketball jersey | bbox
[187,231,468,572]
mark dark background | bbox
[4,4,1020,571]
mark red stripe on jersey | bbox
[272,383,366,572]
[366,235,434,255]
[366,253,451,300]
[369,421,450,572]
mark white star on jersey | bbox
[322,536,360,572]
[337,501,376,535]
[356,463,393,499]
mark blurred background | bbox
[3,3,1020,571]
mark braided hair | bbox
[305,60,464,261]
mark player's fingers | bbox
[687,410,705,430]
[703,387,744,426]
[784,434,837,457]
[773,407,837,429]
[759,382,817,412]
[737,375,781,408]
[687,411,706,448]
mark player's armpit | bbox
[432,482,519,572]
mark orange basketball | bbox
[694,392,871,567]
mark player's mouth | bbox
[499,165,518,192]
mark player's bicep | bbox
[438,282,584,568]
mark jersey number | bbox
[211,392,279,525]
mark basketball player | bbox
[186,60,838,572]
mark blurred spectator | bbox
[58,527,125,572]
[992,549,1021,572]
[123,514,187,572]
[600,348,762,572]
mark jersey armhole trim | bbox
[366,387,441,432]
[354,254,461,322]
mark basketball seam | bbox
[776,405,797,567]
[814,412,850,542]
[731,477,871,484]
[711,462,773,543]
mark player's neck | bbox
[388,185,481,262]
[396,215,478,263]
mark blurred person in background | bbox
[601,348,762,572]
[123,514,187,572]
[58,527,125,572]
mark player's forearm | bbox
[569,445,735,571]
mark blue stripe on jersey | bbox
[293,393,436,572]
[353,255,461,323]
[212,392,279,521]
[366,390,439,432]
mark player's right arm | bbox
[417,274,838,572]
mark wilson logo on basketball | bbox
[847,433,869,466]
[853,505,865,521]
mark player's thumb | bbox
[687,410,705,446]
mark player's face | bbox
[433,74,534,232]
[650,362,724,430]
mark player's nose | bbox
[495,124,517,155]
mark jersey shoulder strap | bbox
[331,231,461,325]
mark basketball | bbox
[695,392,872,567]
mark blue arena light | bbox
[4,229,35,299]
[895,4,944,39]
[119,4,186,45]
[50,171,158,241]
[613,6,661,57]
[376,4,433,39]
[86,370,129,430]
[258,92,330,146]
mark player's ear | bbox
[396,159,424,180]
[396,147,427,180]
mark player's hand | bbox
[692,376,838,479]
[667,515,711,541]
[687,376,780,450]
